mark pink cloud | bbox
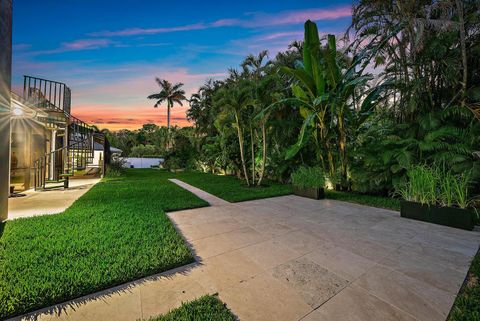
[61,39,114,51]
[210,19,241,27]
[258,6,352,27]
[258,31,304,41]
[88,6,351,37]
[90,23,207,37]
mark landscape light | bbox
[12,107,23,116]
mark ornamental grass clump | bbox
[446,172,472,209]
[438,167,472,209]
[396,164,474,209]
[291,166,325,189]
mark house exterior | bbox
[9,76,107,194]
[0,0,13,221]
[0,2,108,221]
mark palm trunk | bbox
[338,110,348,189]
[167,104,171,130]
[250,125,255,186]
[456,0,468,106]
[166,103,171,150]
[235,111,250,186]
[257,120,268,186]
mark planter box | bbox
[400,200,475,231]
[293,186,324,200]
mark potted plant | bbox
[291,166,325,200]
[396,165,477,230]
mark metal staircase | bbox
[25,76,100,191]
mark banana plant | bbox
[280,20,375,186]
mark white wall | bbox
[123,157,164,169]
[91,150,103,167]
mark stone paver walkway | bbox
[12,180,480,321]
[8,178,101,220]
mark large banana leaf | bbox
[303,20,325,96]
[285,111,316,160]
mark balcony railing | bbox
[23,75,71,115]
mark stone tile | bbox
[191,233,237,259]
[353,265,454,321]
[302,286,418,321]
[169,179,228,206]
[380,249,467,294]
[397,242,473,273]
[8,178,101,220]
[333,236,400,264]
[271,257,349,308]
[278,216,322,231]
[232,210,281,227]
[139,274,206,319]
[220,273,312,321]
[412,230,480,257]
[223,226,270,248]
[177,217,244,241]
[191,250,264,292]
[168,206,232,226]
[251,222,297,238]
[275,229,326,255]
[240,239,302,270]
[16,311,60,321]
[305,243,376,281]
[66,286,142,321]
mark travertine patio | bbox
[12,180,480,321]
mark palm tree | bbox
[214,78,253,186]
[242,50,272,186]
[147,78,187,130]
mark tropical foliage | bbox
[106,0,479,203]
[291,166,326,189]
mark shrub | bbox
[106,157,126,177]
[291,166,325,189]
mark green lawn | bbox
[174,171,400,210]
[448,249,480,321]
[0,169,208,319]
[175,171,293,202]
[147,295,236,321]
[325,190,401,211]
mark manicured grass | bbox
[175,171,400,210]
[448,249,480,321]
[147,295,236,321]
[0,169,208,319]
[175,171,292,202]
[325,190,401,211]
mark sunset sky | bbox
[12,0,352,131]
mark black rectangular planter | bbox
[293,186,325,200]
[400,200,475,231]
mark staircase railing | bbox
[23,75,71,114]
[23,75,102,190]
[33,135,95,191]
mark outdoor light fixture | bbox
[12,107,23,116]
